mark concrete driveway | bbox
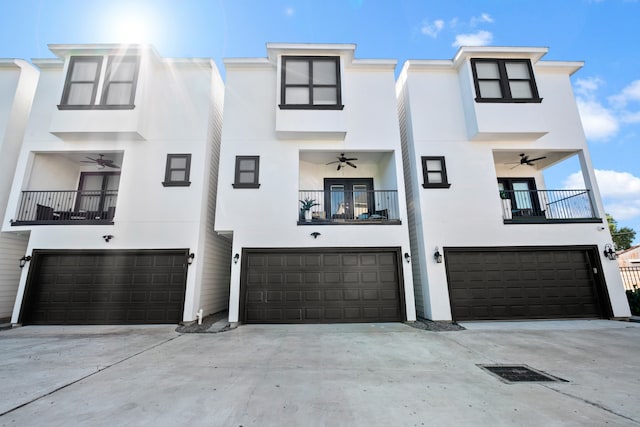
[1,320,639,426]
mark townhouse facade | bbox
[215,44,417,324]
[397,47,630,321]
[3,44,231,325]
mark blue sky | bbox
[1,0,639,243]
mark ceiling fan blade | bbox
[105,163,120,168]
[336,164,341,171]
[326,160,339,165]
[85,157,98,162]
[526,156,547,163]
[510,163,522,170]
[344,157,358,161]
[346,161,357,168]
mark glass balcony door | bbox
[324,178,373,220]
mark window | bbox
[61,56,103,106]
[163,154,191,187]
[421,157,451,188]
[233,156,260,188]
[102,56,139,106]
[59,55,139,109]
[280,56,343,109]
[471,59,541,103]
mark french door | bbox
[75,172,120,217]
[324,178,373,220]
[498,177,543,216]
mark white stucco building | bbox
[3,44,231,325]
[0,59,38,322]
[215,43,417,324]
[397,46,630,321]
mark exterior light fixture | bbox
[603,243,617,261]
[434,247,443,263]
[404,253,411,263]
[187,253,195,265]
[102,234,114,242]
[311,232,321,239]
[233,253,240,264]
[19,255,32,268]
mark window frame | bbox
[60,56,103,107]
[162,154,192,187]
[279,56,343,110]
[58,55,139,110]
[232,156,260,189]
[101,55,140,107]
[421,156,451,189]
[471,58,542,103]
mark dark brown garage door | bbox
[241,249,404,323]
[21,249,188,325]
[446,247,608,321]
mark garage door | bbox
[446,247,607,321]
[21,249,188,325]
[241,249,404,323]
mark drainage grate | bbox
[479,365,568,384]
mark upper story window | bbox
[59,55,140,110]
[162,154,191,187]
[421,156,451,189]
[471,59,541,103]
[232,156,260,188]
[280,56,343,110]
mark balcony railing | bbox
[11,190,118,225]
[298,190,400,225]
[620,266,640,291]
[500,189,599,223]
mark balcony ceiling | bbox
[300,151,390,165]
[36,151,124,167]
[493,150,576,170]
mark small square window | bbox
[280,56,343,110]
[421,156,451,189]
[471,59,541,103]
[163,154,191,187]
[233,156,260,188]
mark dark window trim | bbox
[421,156,451,189]
[60,56,103,107]
[101,55,140,107]
[279,56,344,110]
[232,156,260,189]
[162,154,192,187]
[471,58,542,103]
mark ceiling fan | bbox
[81,154,120,169]
[326,153,358,171]
[509,153,547,169]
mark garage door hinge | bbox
[593,267,598,274]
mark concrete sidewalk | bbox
[1,320,639,426]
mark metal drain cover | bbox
[479,365,568,383]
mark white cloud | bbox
[470,13,494,26]
[564,169,640,220]
[452,30,493,47]
[574,77,603,98]
[608,80,640,108]
[576,99,620,140]
[420,19,444,38]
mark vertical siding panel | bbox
[0,233,28,320]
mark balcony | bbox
[500,189,600,223]
[11,190,117,225]
[298,190,400,225]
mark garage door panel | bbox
[23,250,187,325]
[447,248,602,321]
[243,250,403,323]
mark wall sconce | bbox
[404,253,411,263]
[19,255,32,268]
[102,234,114,242]
[434,247,443,263]
[187,253,195,265]
[233,253,240,264]
[603,243,617,261]
[311,232,321,239]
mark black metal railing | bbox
[298,190,400,224]
[620,267,640,291]
[500,189,598,222]
[11,190,118,225]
